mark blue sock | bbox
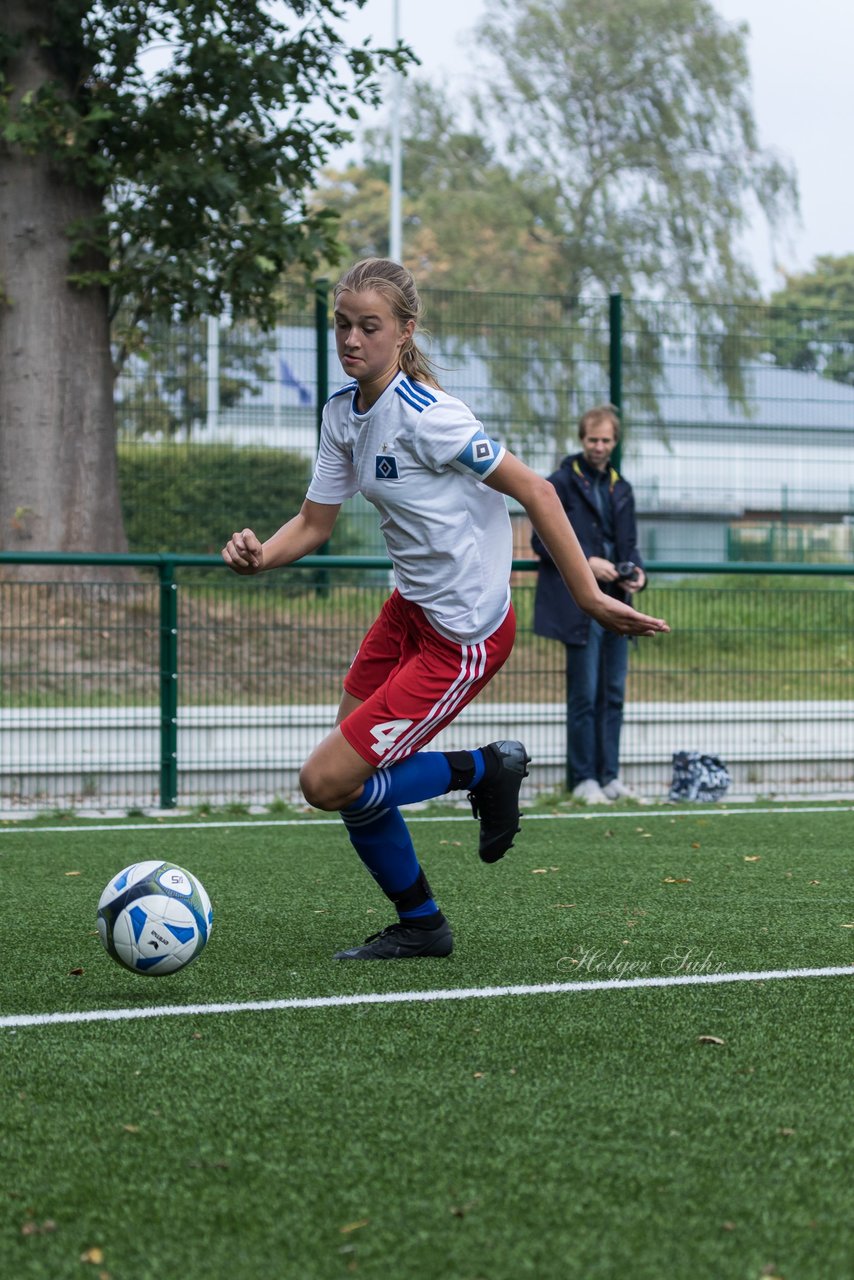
[339,751,488,921]
[341,773,438,921]
[356,749,487,809]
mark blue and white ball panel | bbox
[98,860,166,907]
[107,895,202,974]
[451,428,505,479]
[97,861,213,976]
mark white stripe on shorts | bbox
[382,641,487,764]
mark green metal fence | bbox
[115,286,854,565]
[2,554,852,814]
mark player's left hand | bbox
[591,594,669,637]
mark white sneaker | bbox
[601,778,639,801]
[572,779,611,804]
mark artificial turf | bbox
[1,806,852,1278]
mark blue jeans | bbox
[565,623,629,788]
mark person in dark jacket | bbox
[531,404,646,803]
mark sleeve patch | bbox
[452,429,505,478]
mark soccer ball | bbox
[97,861,213,976]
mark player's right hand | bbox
[222,528,264,575]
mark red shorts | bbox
[340,590,516,767]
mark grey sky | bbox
[338,0,854,292]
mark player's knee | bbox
[298,761,342,812]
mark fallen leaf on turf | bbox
[450,1199,479,1218]
[809,880,821,885]
[698,1035,725,1046]
[68,967,84,976]
[339,1219,369,1234]
[473,1072,485,1079]
[121,1124,140,1134]
[65,871,82,876]
[531,868,548,874]
[691,842,701,849]
[722,1222,736,1231]
[778,1127,796,1136]
[80,1247,105,1265]
[663,877,692,884]
[551,903,577,909]
[840,923,854,929]
[744,856,761,862]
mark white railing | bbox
[2,700,853,810]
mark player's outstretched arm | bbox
[485,453,669,638]
[222,499,341,575]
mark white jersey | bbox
[306,370,512,643]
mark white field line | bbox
[2,805,854,836]
[2,966,852,1030]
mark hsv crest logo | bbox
[375,455,399,480]
[474,440,494,463]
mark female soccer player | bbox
[223,258,669,960]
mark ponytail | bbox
[399,334,440,388]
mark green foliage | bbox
[116,441,375,561]
[115,316,273,438]
[474,0,797,303]
[319,4,798,457]
[0,2,413,348]
[767,254,854,386]
[317,81,565,294]
[324,3,796,307]
[117,442,312,554]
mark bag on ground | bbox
[668,752,731,803]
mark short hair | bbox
[578,404,621,441]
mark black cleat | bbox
[468,740,531,863]
[333,917,454,960]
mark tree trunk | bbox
[0,0,129,576]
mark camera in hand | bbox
[615,561,639,582]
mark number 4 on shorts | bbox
[369,718,414,756]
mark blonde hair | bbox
[578,403,621,441]
[334,258,441,389]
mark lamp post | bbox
[389,0,403,262]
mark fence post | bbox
[314,278,330,595]
[609,292,623,471]
[315,278,329,441]
[159,560,179,809]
